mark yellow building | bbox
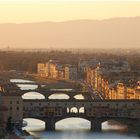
[116,83,126,99]
[86,64,139,100]
[126,87,135,99]
[134,89,140,99]
[37,63,49,77]
[49,63,58,78]
[37,61,78,81]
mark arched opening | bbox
[70,107,78,113]
[10,79,34,83]
[79,107,85,113]
[67,107,70,113]
[22,92,45,99]
[102,119,128,131]
[17,84,38,90]
[23,118,45,131]
[48,93,70,99]
[56,118,90,130]
[74,94,84,100]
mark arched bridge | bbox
[23,99,140,131]
[21,89,92,100]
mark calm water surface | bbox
[11,79,139,139]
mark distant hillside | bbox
[0,17,140,49]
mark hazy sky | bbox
[0,0,140,23]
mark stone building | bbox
[86,62,140,100]
[37,60,78,81]
[0,83,23,124]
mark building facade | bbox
[37,60,78,81]
[86,62,140,100]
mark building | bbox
[64,65,78,81]
[0,83,23,124]
[37,63,49,77]
[0,93,8,128]
[37,60,78,81]
[86,60,140,100]
[2,94,23,124]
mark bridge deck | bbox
[23,99,140,102]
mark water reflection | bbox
[29,130,138,139]
[23,118,138,139]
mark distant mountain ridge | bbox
[0,16,140,49]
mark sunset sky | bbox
[0,0,140,23]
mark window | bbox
[124,104,127,107]
[107,104,110,107]
[10,101,12,104]
[10,107,12,110]
[17,107,19,110]
[17,101,19,104]
[39,103,41,106]
[88,112,91,115]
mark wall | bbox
[2,95,23,123]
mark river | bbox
[11,79,139,139]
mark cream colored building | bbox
[37,63,49,77]
[134,89,140,99]
[86,64,139,100]
[37,60,78,81]
[49,63,58,78]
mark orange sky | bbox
[0,0,140,23]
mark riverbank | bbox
[3,128,34,139]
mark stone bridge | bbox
[2,81,139,132]
[23,99,140,131]
[21,89,93,100]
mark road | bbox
[79,80,104,100]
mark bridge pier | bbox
[45,119,55,131]
[91,119,102,132]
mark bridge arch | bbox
[74,94,84,100]
[55,117,91,130]
[101,119,129,131]
[22,92,45,99]
[23,118,45,131]
[48,93,70,100]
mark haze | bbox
[1,1,140,23]
[0,1,140,49]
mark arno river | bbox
[11,79,139,139]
